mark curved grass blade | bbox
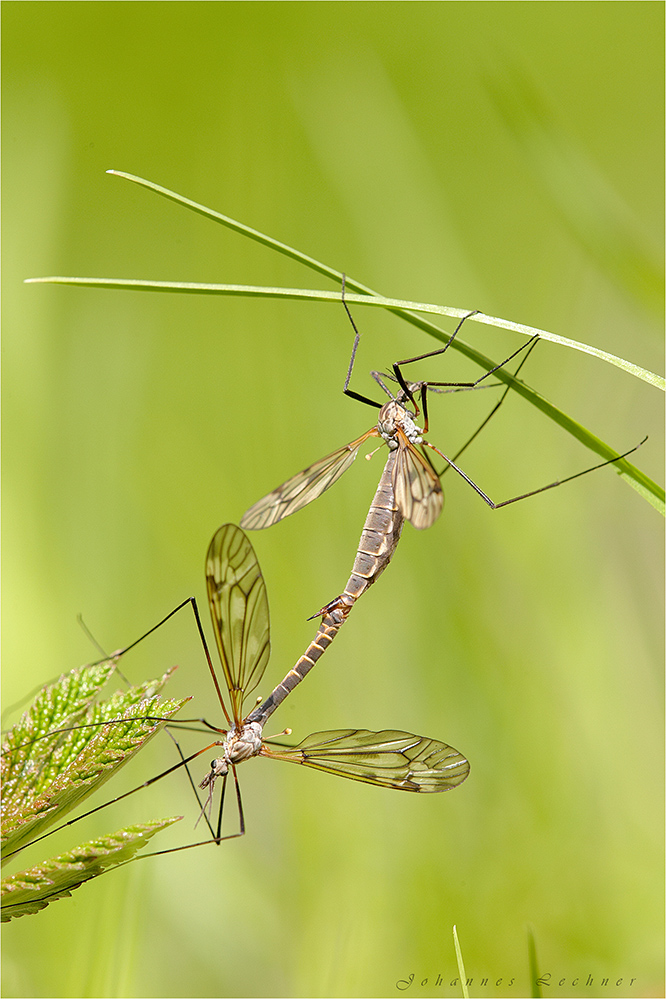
[25,171,663,511]
[453,925,470,999]
[25,275,663,391]
[1,818,181,922]
[104,171,662,391]
[527,924,543,999]
[25,282,665,507]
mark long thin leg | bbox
[6,714,227,756]
[395,324,538,399]
[369,369,398,401]
[3,601,210,728]
[341,274,383,410]
[75,614,130,685]
[392,311,481,406]
[94,596,233,728]
[215,772,228,841]
[3,740,225,861]
[210,766,244,845]
[441,336,540,471]
[122,824,245,861]
[131,828,244,860]
[0,600,189,721]
[425,437,647,509]
[96,811,245,865]
[165,727,217,841]
[404,326,647,505]
[233,765,245,836]
[4,602,211,727]
[416,334,539,436]
[166,718,235,735]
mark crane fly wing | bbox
[206,525,270,724]
[262,728,469,792]
[393,437,443,530]
[240,430,380,530]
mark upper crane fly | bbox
[242,287,644,532]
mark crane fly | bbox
[241,287,645,533]
[3,524,469,881]
[196,523,469,827]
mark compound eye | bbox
[209,759,216,770]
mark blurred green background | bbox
[2,3,663,998]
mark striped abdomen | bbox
[246,609,347,727]
[324,449,403,613]
[247,452,403,729]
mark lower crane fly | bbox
[3,524,469,873]
[196,523,469,830]
[241,286,644,533]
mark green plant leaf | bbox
[1,662,189,861]
[1,818,181,921]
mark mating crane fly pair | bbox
[209,303,640,832]
[196,525,469,832]
[1,522,470,886]
[2,301,642,887]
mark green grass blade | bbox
[453,925,470,999]
[25,171,664,512]
[23,277,663,390]
[1,818,181,921]
[527,924,542,998]
[105,170,353,285]
[103,171,663,391]
[26,277,664,511]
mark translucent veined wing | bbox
[206,525,270,724]
[240,429,379,530]
[393,436,443,530]
[262,728,469,792]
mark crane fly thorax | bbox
[377,400,424,450]
[199,721,264,790]
[229,721,264,762]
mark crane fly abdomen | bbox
[340,450,404,603]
